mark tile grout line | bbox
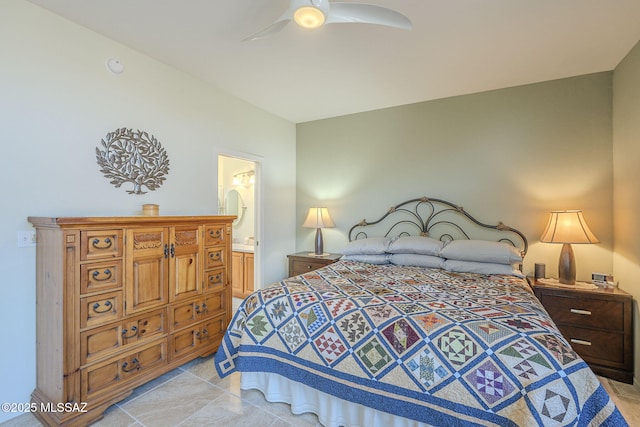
[172,369,285,427]
[114,369,193,427]
[192,367,314,426]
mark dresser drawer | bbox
[204,246,226,270]
[169,291,226,332]
[169,315,226,361]
[557,325,626,365]
[81,260,123,294]
[204,225,226,246]
[81,229,123,260]
[80,309,166,365]
[81,339,167,401]
[204,267,226,292]
[80,291,123,329]
[537,294,624,330]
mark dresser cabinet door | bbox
[169,226,202,302]
[125,228,169,314]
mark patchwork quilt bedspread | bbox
[214,260,626,426]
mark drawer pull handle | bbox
[209,274,221,283]
[195,329,209,340]
[209,252,221,261]
[92,300,113,313]
[195,303,209,315]
[122,326,138,339]
[570,338,592,346]
[209,229,221,238]
[122,358,140,372]
[570,309,592,316]
[92,269,112,281]
[92,237,113,250]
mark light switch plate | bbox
[17,230,36,247]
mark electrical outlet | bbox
[17,230,36,247]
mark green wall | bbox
[297,73,614,281]
[613,39,640,384]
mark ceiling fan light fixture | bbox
[293,6,326,29]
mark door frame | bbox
[216,150,263,293]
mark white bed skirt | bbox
[241,371,432,427]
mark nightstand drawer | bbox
[291,259,328,275]
[557,325,626,364]
[532,281,634,383]
[288,252,342,277]
[538,294,624,330]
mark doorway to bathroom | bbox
[217,154,261,299]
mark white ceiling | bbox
[27,0,640,123]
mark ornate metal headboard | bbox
[348,197,528,256]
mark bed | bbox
[214,197,627,427]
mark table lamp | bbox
[303,207,335,256]
[539,210,599,285]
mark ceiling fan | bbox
[244,0,412,41]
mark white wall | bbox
[613,39,640,384]
[0,1,296,422]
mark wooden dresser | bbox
[28,216,234,426]
[532,280,633,383]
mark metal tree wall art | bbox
[96,128,170,195]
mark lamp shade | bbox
[303,207,335,229]
[540,210,599,244]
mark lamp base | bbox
[558,243,576,285]
[308,252,330,257]
[313,227,325,257]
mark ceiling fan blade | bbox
[326,3,412,30]
[243,16,292,41]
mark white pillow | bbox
[342,254,390,264]
[339,237,392,255]
[444,260,524,278]
[387,236,444,256]
[439,240,522,264]
[390,254,445,269]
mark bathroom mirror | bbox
[226,189,245,225]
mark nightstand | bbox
[287,252,342,277]
[532,280,633,383]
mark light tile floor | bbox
[1,356,322,427]
[3,360,639,427]
[3,297,638,426]
[598,375,640,426]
